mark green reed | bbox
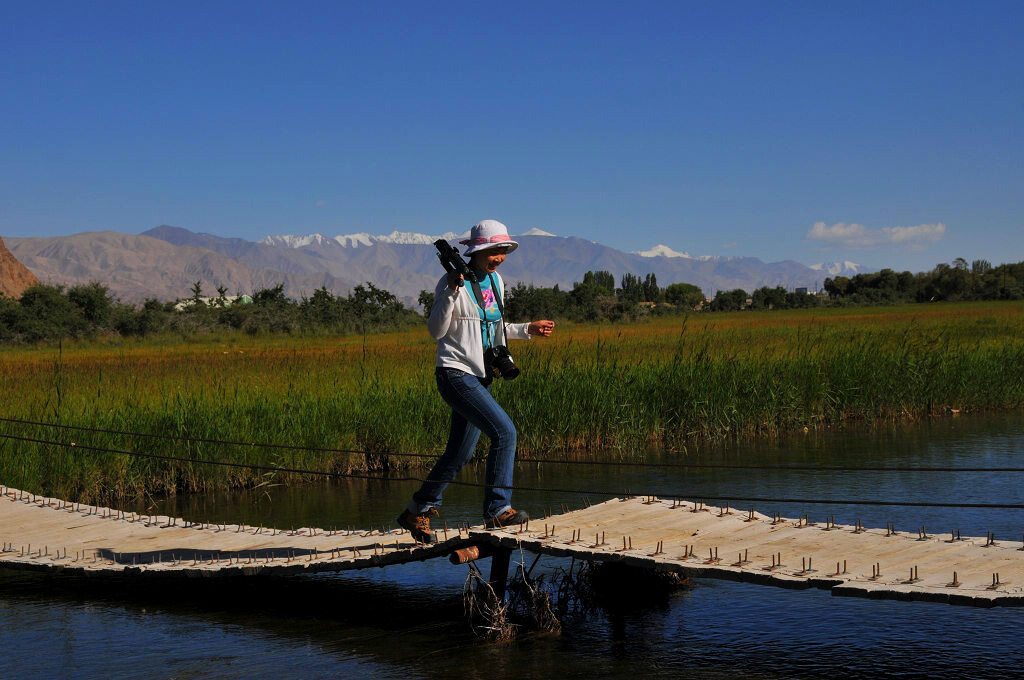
[1,301,1022,503]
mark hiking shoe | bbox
[397,508,439,544]
[485,508,529,529]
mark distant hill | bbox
[256,227,858,296]
[6,225,874,304]
[7,231,358,303]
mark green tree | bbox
[581,270,615,295]
[824,276,850,298]
[663,282,704,309]
[619,273,642,303]
[972,259,992,277]
[707,289,748,312]
[642,273,660,302]
[135,298,170,336]
[349,282,399,319]
[417,289,435,316]
[252,284,288,306]
[17,284,85,340]
[751,286,788,310]
[302,287,344,326]
[67,282,114,328]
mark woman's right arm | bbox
[427,275,460,340]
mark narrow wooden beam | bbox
[488,547,512,601]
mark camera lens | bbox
[490,346,519,380]
[500,362,520,379]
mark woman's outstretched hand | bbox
[528,320,555,337]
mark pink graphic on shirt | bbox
[482,288,497,310]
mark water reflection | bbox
[3,411,1024,678]
[141,410,1024,541]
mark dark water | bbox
[3,412,1024,679]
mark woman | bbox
[397,219,555,543]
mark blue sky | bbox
[2,1,1021,272]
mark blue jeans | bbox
[409,367,517,519]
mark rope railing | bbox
[2,416,1023,473]
[3,431,1024,510]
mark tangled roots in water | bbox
[463,554,692,641]
[462,566,515,642]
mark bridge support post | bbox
[489,547,512,601]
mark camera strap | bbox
[466,272,508,347]
[467,274,495,347]
[488,273,509,347]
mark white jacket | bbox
[428,273,531,378]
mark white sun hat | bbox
[459,219,519,256]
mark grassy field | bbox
[2,301,1023,503]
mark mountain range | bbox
[4,225,870,304]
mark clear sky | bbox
[2,1,1021,272]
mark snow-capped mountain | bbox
[263,227,564,249]
[369,230,468,246]
[259,233,336,249]
[229,229,878,299]
[633,244,693,259]
[810,261,863,277]
[331,233,374,248]
[5,224,881,305]
[261,229,468,249]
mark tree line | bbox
[2,257,1021,343]
[0,281,422,343]
[823,259,1023,304]
[420,270,706,323]
[701,258,1024,311]
[499,257,1024,317]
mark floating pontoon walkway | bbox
[2,486,1023,607]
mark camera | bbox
[433,239,473,284]
[485,345,520,380]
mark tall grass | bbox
[2,301,1022,503]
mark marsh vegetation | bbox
[1,301,1021,503]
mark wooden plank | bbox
[0,486,471,577]
[483,497,1024,606]
[2,486,1023,607]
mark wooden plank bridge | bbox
[3,485,1023,607]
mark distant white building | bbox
[174,295,253,311]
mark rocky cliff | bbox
[0,236,39,298]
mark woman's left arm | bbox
[503,319,553,340]
[497,275,554,340]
